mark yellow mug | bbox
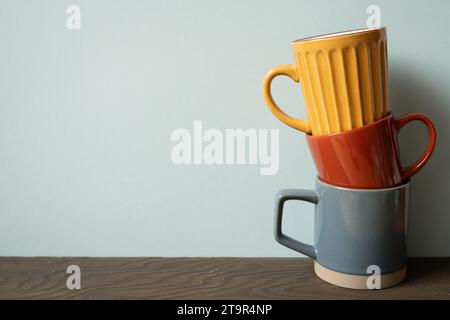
[262,28,388,135]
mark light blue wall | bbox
[0,0,449,256]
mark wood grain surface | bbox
[0,257,449,299]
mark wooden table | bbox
[0,257,449,299]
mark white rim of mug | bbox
[316,177,411,192]
[292,27,385,43]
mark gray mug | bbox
[275,178,410,289]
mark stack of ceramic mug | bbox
[262,28,436,289]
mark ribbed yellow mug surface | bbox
[262,27,388,135]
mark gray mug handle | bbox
[274,189,318,259]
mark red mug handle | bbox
[394,113,437,180]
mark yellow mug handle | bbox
[262,65,311,133]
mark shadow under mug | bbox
[306,113,436,189]
[275,178,410,289]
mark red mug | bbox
[306,113,436,189]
